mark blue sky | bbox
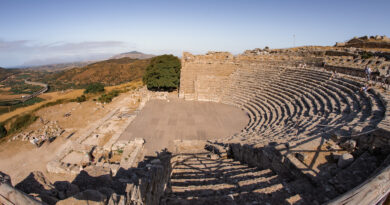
[0,0,389,67]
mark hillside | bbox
[26,61,95,72]
[41,57,150,91]
[336,35,390,49]
[0,67,19,82]
[110,51,155,60]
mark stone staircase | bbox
[161,148,302,205]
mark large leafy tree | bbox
[143,55,181,91]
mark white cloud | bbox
[0,39,135,67]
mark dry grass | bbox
[0,89,83,122]
[282,46,334,51]
[55,58,149,87]
[105,79,143,92]
[0,94,24,100]
[0,80,144,123]
[358,47,390,52]
[0,87,11,91]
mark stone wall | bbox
[179,52,239,102]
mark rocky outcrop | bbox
[11,120,64,146]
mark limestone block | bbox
[0,183,42,205]
[340,139,357,152]
[108,193,126,205]
[0,172,11,186]
[337,153,354,168]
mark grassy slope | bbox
[55,57,150,86]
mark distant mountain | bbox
[110,51,155,60]
[25,61,96,72]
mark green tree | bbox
[143,55,181,91]
[75,95,87,102]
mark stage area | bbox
[119,99,249,154]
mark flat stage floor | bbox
[119,99,249,154]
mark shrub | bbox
[360,51,373,59]
[98,90,120,103]
[0,124,7,139]
[143,55,181,91]
[75,95,86,102]
[84,83,105,94]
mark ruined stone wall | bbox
[179,52,239,102]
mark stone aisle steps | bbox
[161,151,300,205]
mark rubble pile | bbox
[0,150,172,205]
[11,121,64,147]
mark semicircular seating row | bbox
[220,61,386,146]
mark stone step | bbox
[164,148,297,204]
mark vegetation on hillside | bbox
[0,98,70,139]
[42,57,150,91]
[84,83,105,94]
[74,95,87,103]
[0,67,19,82]
[9,82,43,94]
[7,113,38,135]
[98,90,120,103]
[360,51,374,59]
[1,58,149,94]
[0,97,45,115]
[143,55,181,91]
[1,73,42,95]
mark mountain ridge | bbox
[110,51,155,60]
